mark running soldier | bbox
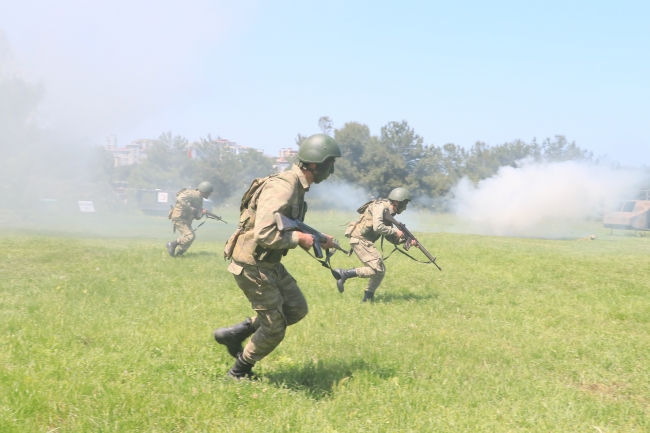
[213,134,341,379]
[166,181,213,257]
[332,187,415,302]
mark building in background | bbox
[105,136,155,166]
[219,139,264,156]
[273,147,298,172]
[104,134,295,172]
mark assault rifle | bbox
[383,209,442,271]
[203,209,227,224]
[191,207,227,224]
[188,208,227,232]
[275,213,348,265]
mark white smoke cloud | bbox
[308,180,371,212]
[450,159,645,238]
[0,0,254,141]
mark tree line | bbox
[109,118,599,204]
[103,133,274,203]
[330,119,595,199]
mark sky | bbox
[1,0,649,164]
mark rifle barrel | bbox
[383,209,441,270]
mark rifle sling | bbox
[380,236,432,265]
[303,248,337,270]
[193,215,208,231]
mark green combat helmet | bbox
[388,187,411,214]
[297,134,342,163]
[198,181,214,193]
[297,134,342,183]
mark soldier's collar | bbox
[291,164,310,190]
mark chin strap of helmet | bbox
[298,160,335,183]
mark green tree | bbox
[541,135,592,162]
[318,116,333,135]
[333,121,376,185]
[193,138,273,202]
[334,120,426,197]
[294,133,308,148]
[126,132,193,189]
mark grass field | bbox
[1,210,649,432]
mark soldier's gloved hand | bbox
[201,209,207,215]
[396,229,404,239]
[298,232,315,251]
[410,239,417,246]
[321,234,335,250]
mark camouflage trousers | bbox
[173,220,196,254]
[350,236,386,293]
[227,260,308,364]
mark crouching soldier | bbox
[332,187,415,302]
[166,181,213,257]
[213,134,341,379]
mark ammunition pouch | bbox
[359,218,374,237]
[344,214,363,238]
[224,210,252,261]
[223,228,242,260]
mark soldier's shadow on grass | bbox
[263,359,396,400]
[374,291,438,303]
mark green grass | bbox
[1,211,649,432]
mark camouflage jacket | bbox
[169,189,203,222]
[230,164,309,269]
[346,199,401,245]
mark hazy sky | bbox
[1,0,649,164]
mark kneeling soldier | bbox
[333,187,415,302]
[166,181,213,257]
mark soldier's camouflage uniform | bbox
[168,188,204,255]
[345,199,402,294]
[227,164,309,364]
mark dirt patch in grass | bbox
[576,382,629,399]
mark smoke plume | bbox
[450,159,645,238]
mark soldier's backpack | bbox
[356,199,375,214]
[223,174,280,260]
[345,198,391,238]
[167,188,189,219]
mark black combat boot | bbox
[213,318,256,358]
[227,352,255,379]
[331,268,358,293]
[362,290,375,302]
[166,241,178,257]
